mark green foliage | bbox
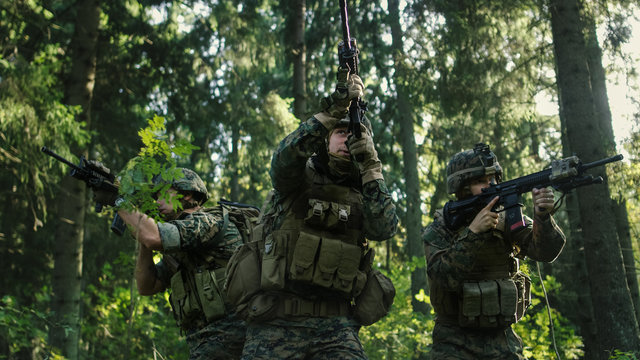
[360,262,434,359]
[118,115,199,221]
[80,251,187,359]
[514,273,584,359]
[609,350,640,359]
[0,295,63,359]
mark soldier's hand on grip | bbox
[532,187,555,218]
[468,196,500,234]
[347,124,382,184]
[321,67,364,119]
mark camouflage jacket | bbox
[422,209,565,291]
[155,207,243,285]
[269,115,398,241]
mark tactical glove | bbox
[315,67,364,129]
[347,124,383,184]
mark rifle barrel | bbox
[582,154,623,170]
[339,0,351,50]
[41,146,82,171]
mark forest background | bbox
[1,0,640,359]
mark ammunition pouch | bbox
[452,273,531,328]
[169,267,226,330]
[289,230,367,298]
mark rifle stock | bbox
[443,154,623,231]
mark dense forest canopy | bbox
[1,0,639,359]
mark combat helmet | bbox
[446,143,502,195]
[329,115,373,137]
[154,168,209,204]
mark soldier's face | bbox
[469,175,496,195]
[328,127,351,157]
[156,188,179,218]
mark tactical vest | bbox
[225,164,396,324]
[430,210,531,328]
[260,182,369,300]
[165,207,243,331]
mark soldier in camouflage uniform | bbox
[113,168,246,359]
[422,143,566,359]
[239,69,398,359]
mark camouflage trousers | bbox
[241,316,367,360]
[428,321,526,360]
[186,312,246,360]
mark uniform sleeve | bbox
[422,219,491,290]
[157,212,239,255]
[270,116,329,196]
[513,214,566,262]
[361,179,398,241]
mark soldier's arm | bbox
[157,212,230,254]
[361,179,398,240]
[135,244,166,295]
[270,116,331,195]
[513,214,566,262]
[117,208,163,250]
[423,220,490,290]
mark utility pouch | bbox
[194,268,226,322]
[305,198,351,232]
[169,270,202,329]
[225,240,262,309]
[312,237,342,288]
[261,231,288,290]
[245,293,279,323]
[290,231,321,282]
[497,278,518,324]
[326,203,350,230]
[353,269,396,326]
[305,199,330,228]
[332,241,362,295]
[478,280,500,327]
[459,281,482,327]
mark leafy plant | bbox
[117,115,200,221]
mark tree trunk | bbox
[549,0,640,354]
[230,122,240,200]
[613,198,640,323]
[554,120,599,358]
[389,0,429,314]
[49,1,100,358]
[290,0,306,120]
[584,18,640,325]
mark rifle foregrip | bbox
[111,213,126,236]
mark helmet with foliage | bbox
[446,143,502,195]
[154,168,209,204]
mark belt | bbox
[277,296,351,318]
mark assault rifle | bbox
[41,146,126,236]
[338,0,367,151]
[443,153,624,232]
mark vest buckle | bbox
[339,208,348,222]
[313,202,324,216]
